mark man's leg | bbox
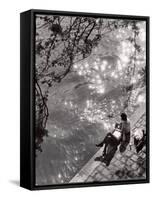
[103,144,117,166]
[96,133,111,147]
[102,143,107,156]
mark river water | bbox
[35,72,144,186]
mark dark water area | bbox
[36,121,106,185]
[35,75,115,185]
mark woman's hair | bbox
[120,113,127,121]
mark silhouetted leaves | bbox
[36,42,44,55]
[50,24,63,35]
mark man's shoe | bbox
[104,160,110,166]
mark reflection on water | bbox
[35,60,145,186]
[35,88,143,186]
[36,119,106,185]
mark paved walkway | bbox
[70,105,146,183]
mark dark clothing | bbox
[119,120,131,153]
[134,134,146,153]
[104,132,120,146]
[121,120,130,135]
[98,132,121,146]
[96,119,131,166]
[97,132,121,166]
[119,131,130,153]
[102,143,118,166]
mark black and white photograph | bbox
[0,0,153,198]
[34,12,149,187]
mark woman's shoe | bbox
[94,156,103,161]
[96,143,103,147]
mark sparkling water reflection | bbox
[36,118,107,185]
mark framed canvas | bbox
[20,9,150,190]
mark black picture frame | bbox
[20,9,150,190]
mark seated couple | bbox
[95,113,130,166]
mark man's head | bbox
[120,113,127,121]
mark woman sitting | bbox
[95,123,122,166]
